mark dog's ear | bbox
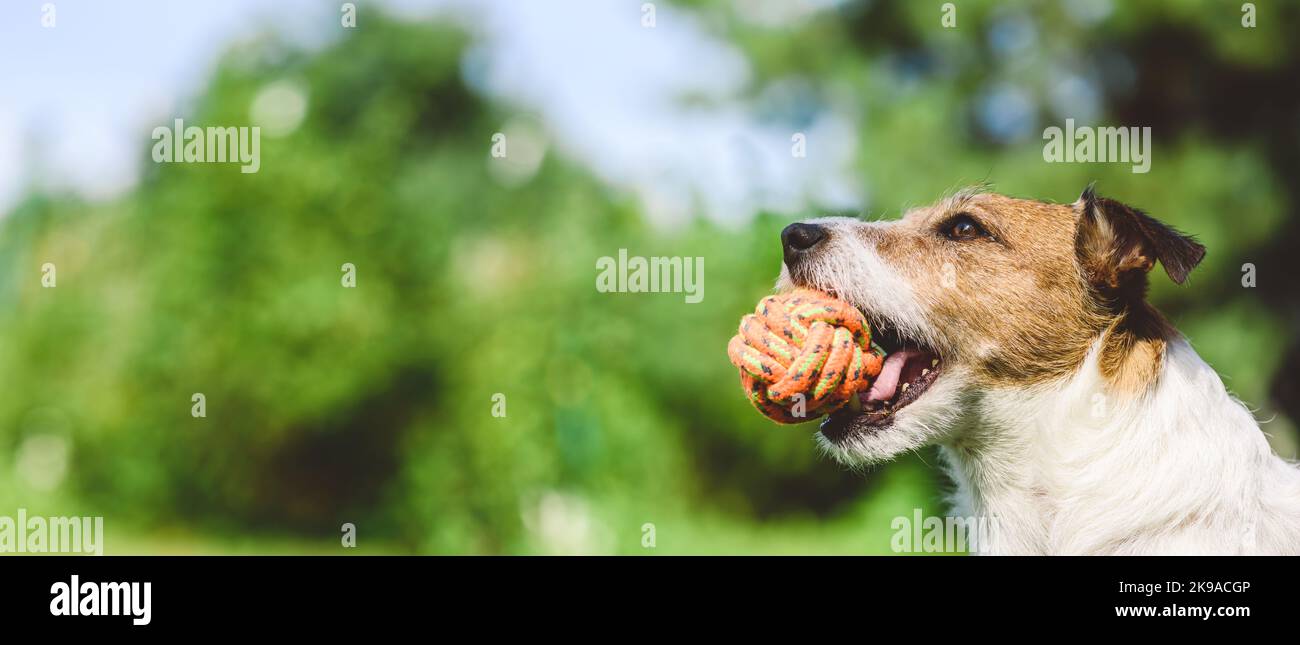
[1074,185,1206,291]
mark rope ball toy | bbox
[726,288,884,423]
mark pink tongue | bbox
[865,349,920,402]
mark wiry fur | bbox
[944,338,1300,554]
[779,188,1300,555]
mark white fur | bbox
[940,338,1300,555]
[795,218,1300,555]
[783,217,943,352]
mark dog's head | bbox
[777,186,1206,465]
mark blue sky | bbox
[0,0,860,225]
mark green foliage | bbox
[0,4,1294,553]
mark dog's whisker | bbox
[778,188,1299,554]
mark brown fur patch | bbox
[1098,303,1171,395]
[1078,188,1204,394]
[850,188,1201,393]
[860,192,1102,386]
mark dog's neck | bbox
[939,333,1293,555]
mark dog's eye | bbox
[942,214,987,241]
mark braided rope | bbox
[727,288,883,423]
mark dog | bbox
[777,186,1300,555]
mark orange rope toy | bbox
[727,289,884,423]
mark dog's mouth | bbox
[819,315,943,443]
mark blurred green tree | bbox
[0,2,1293,554]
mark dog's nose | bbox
[781,222,827,264]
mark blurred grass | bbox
[0,3,1296,553]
